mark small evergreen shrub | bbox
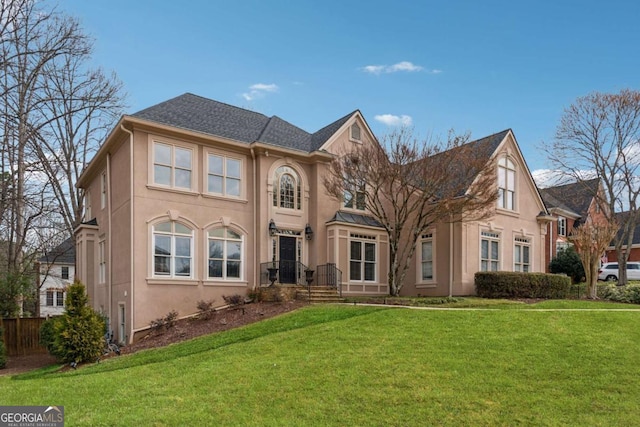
[0,327,6,369]
[39,316,64,359]
[52,281,105,364]
[549,247,585,284]
[475,272,571,299]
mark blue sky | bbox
[63,0,640,176]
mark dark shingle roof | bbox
[539,178,599,219]
[132,93,354,153]
[326,211,384,228]
[39,238,75,264]
[415,129,510,197]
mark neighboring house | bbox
[37,238,75,317]
[538,178,607,270]
[75,93,552,344]
[605,211,640,262]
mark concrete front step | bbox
[296,287,344,303]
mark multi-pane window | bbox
[98,240,106,284]
[498,157,516,210]
[208,228,243,280]
[153,221,193,278]
[349,234,376,281]
[514,237,530,272]
[421,233,434,281]
[351,123,361,141]
[273,166,301,210]
[61,266,69,280]
[344,177,366,210]
[481,231,500,271]
[153,142,192,189]
[208,154,241,197]
[558,216,567,236]
[46,290,64,307]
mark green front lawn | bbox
[2,303,640,426]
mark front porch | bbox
[259,261,344,303]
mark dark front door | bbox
[279,236,297,284]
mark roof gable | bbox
[131,93,358,154]
[539,178,600,219]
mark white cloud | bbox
[375,114,413,126]
[242,83,279,101]
[362,61,441,75]
[388,61,423,73]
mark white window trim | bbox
[558,216,567,236]
[349,233,377,283]
[150,220,195,280]
[273,165,303,211]
[417,231,436,286]
[480,230,501,272]
[350,122,362,143]
[514,236,531,272]
[205,227,245,282]
[497,157,517,211]
[148,136,198,193]
[204,151,245,200]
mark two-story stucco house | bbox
[75,93,552,344]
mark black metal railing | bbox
[317,263,343,296]
[259,261,309,286]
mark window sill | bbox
[147,278,198,286]
[203,280,248,287]
[273,208,303,218]
[349,137,362,144]
[146,184,199,196]
[202,193,248,204]
[416,283,437,289]
[495,207,520,217]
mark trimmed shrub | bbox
[52,280,105,364]
[597,283,640,304]
[549,247,585,284]
[0,327,6,369]
[150,310,179,333]
[475,271,571,299]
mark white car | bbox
[598,262,640,282]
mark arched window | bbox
[153,221,193,277]
[273,166,301,210]
[498,157,516,210]
[208,227,243,280]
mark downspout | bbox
[449,220,453,297]
[251,148,258,290]
[120,124,134,344]
[549,222,552,271]
[106,153,112,331]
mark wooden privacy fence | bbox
[1,317,47,356]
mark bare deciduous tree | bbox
[0,0,125,314]
[546,89,640,285]
[571,220,618,299]
[324,128,498,296]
